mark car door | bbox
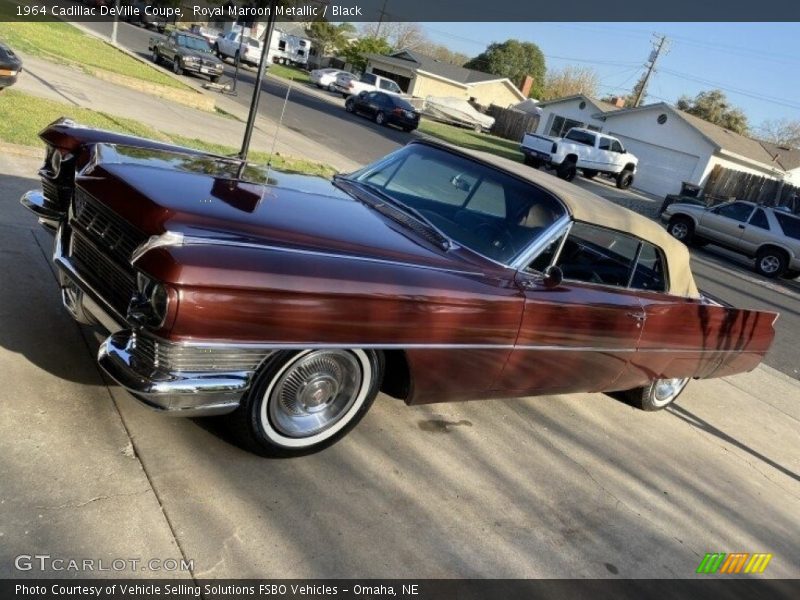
[696,201,756,246]
[167,33,178,60]
[596,136,614,170]
[609,139,627,170]
[737,207,772,255]
[496,222,646,396]
[357,91,380,117]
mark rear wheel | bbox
[625,377,689,411]
[616,168,634,189]
[209,75,220,84]
[327,83,336,92]
[557,160,577,182]
[755,247,788,278]
[667,216,694,244]
[226,350,383,457]
[582,169,598,179]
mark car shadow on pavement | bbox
[668,404,800,483]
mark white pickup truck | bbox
[520,127,638,189]
[333,72,402,98]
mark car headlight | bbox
[132,273,170,328]
[50,148,62,177]
[184,55,199,63]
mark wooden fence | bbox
[703,165,800,213]
[486,105,540,142]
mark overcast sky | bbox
[420,22,800,129]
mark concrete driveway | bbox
[1,153,798,580]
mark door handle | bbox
[626,312,647,321]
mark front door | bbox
[496,222,647,395]
[696,201,756,246]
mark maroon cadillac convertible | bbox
[21,119,777,456]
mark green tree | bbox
[464,40,546,97]
[306,21,355,56]
[340,36,392,73]
[676,90,749,134]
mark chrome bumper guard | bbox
[20,189,65,232]
[98,331,252,416]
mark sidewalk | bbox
[13,53,360,173]
[1,150,798,579]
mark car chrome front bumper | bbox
[98,331,253,416]
[21,190,266,416]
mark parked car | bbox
[0,40,22,91]
[215,31,262,67]
[310,68,345,92]
[149,31,224,83]
[520,127,638,189]
[21,119,777,456]
[345,91,420,132]
[334,71,402,98]
[662,200,800,278]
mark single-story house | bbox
[595,103,790,198]
[534,95,624,137]
[760,141,800,186]
[363,50,526,108]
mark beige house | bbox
[363,50,526,107]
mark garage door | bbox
[611,134,700,197]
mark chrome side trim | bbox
[131,231,487,277]
[98,331,250,416]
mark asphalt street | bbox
[74,20,800,380]
[82,20,409,164]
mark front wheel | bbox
[667,216,694,244]
[344,98,355,113]
[226,350,383,457]
[375,111,386,125]
[625,377,689,411]
[616,168,634,189]
[151,48,160,64]
[172,57,183,75]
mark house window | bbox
[548,116,583,137]
[278,40,286,51]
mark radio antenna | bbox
[266,79,293,182]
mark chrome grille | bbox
[72,187,146,263]
[70,232,136,315]
[132,335,272,373]
[41,176,72,209]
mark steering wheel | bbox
[473,223,516,258]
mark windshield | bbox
[351,144,566,264]
[179,35,213,53]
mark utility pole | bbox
[632,34,669,108]
[111,0,120,46]
[374,0,389,38]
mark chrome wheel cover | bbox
[267,350,363,438]
[652,377,689,407]
[670,222,689,239]
[760,255,780,274]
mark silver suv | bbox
[662,200,800,278]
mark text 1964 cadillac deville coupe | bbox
[21,119,778,456]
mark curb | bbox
[66,21,216,112]
[757,363,800,387]
[0,141,43,159]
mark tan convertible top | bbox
[416,140,700,298]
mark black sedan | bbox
[0,41,22,91]
[345,91,420,132]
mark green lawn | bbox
[0,90,336,178]
[0,4,186,90]
[418,120,524,163]
[266,63,312,85]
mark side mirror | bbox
[542,265,563,289]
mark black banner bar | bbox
[3,579,800,600]
[3,0,800,23]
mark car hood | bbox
[179,48,221,63]
[75,144,466,271]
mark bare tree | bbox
[360,22,426,50]
[541,66,600,101]
[757,118,800,149]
